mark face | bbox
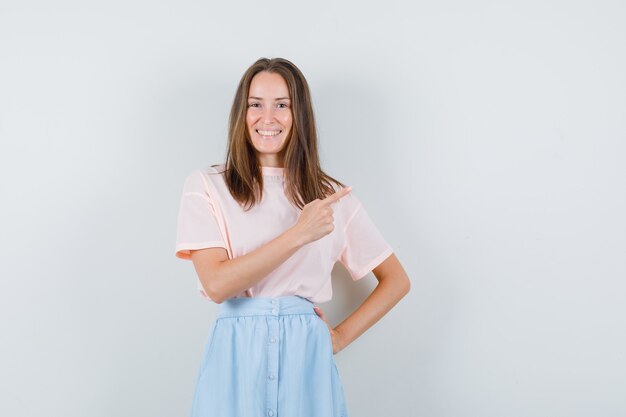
[246,71,293,167]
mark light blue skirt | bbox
[189,295,349,417]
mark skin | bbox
[190,70,410,354]
[246,70,293,167]
[314,254,410,354]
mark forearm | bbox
[334,276,410,351]
[211,227,305,302]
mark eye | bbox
[277,103,289,108]
[248,103,260,108]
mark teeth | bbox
[257,130,281,136]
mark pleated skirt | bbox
[189,295,349,417]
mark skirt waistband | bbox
[216,295,316,318]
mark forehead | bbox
[248,72,290,98]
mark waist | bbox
[216,295,316,318]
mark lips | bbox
[256,129,282,136]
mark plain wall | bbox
[1,0,624,416]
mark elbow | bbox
[208,291,225,304]
[400,274,411,296]
[191,250,230,303]
[201,275,226,304]
[206,283,226,304]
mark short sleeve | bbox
[339,199,394,281]
[174,170,228,260]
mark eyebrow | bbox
[248,96,291,101]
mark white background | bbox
[1,0,625,416]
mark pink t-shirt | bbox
[175,163,393,303]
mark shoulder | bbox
[182,163,225,192]
[207,162,227,174]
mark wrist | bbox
[284,226,306,250]
[333,326,349,353]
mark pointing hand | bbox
[292,186,352,246]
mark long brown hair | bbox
[216,57,347,211]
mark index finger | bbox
[322,186,352,205]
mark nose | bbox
[262,106,276,124]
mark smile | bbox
[257,129,282,136]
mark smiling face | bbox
[246,71,293,167]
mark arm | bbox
[330,253,410,354]
[191,186,354,304]
[190,227,306,304]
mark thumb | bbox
[313,306,325,320]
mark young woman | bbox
[175,57,410,417]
